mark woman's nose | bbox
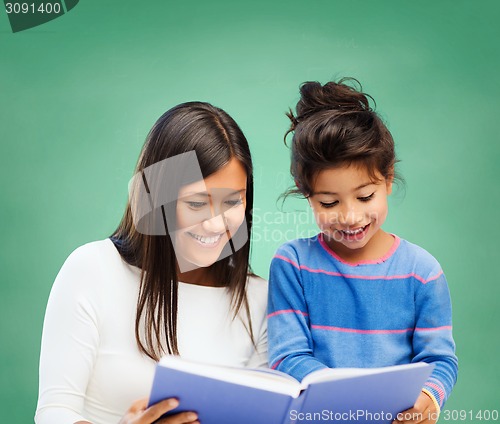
[201,213,227,233]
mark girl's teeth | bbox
[343,226,365,235]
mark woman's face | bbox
[173,158,247,271]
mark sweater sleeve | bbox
[267,248,328,381]
[35,246,100,424]
[412,268,458,411]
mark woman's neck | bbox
[177,266,223,287]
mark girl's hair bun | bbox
[295,77,372,119]
[283,77,400,198]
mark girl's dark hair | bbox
[284,77,400,197]
[110,102,254,361]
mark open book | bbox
[148,355,434,424]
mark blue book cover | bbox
[148,356,434,424]
[297,363,434,424]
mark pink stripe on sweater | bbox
[426,382,445,403]
[424,270,444,283]
[267,309,309,319]
[274,254,443,284]
[428,377,446,392]
[309,324,452,334]
[414,325,452,332]
[274,254,343,276]
[271,358,284,370]
[311,325,414,334]
[319,232,400,265]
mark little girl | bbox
[268,79,458,424]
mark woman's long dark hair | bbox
[110,102,254,361]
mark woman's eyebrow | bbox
[181,191,209,197]
[182,188,246,197]
[226,188,247,195]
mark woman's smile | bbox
[186,232,224,247]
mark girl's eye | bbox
[319,201,338,208]
[186,201,208,209]
[358,193,374,202]
[225,198,243,207]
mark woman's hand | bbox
[393,391,438,424]
[118,398,199,424]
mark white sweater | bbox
[35,239,268,424]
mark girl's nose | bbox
[338,205,361,227]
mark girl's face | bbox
[173,158,247,271]
[307,164,393,259]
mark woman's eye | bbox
[186,201,208,209]
[225,198,243,207]
[358,193,374,202]
[319,201,338,208]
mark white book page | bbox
[159,356,303,397]
[302,362,429,386]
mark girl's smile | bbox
[334,223,370,242]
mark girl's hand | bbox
[118,398,199,424]
[393,391,438,424]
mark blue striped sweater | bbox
[268,234,458,410]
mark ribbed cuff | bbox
[422,388,441,416]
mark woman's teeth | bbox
[189,233,222,245]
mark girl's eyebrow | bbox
[313,182,375,196]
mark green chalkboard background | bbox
[1,1,499,422]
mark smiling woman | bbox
[174,159,248,272]
[35,102,268,424]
